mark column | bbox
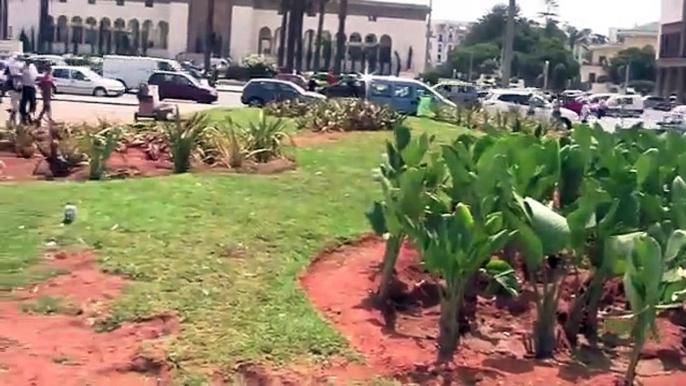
[678,67,685,104]
[666,68,674,97]
[656,67,664,97]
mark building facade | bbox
[657,0,686,101]
[4,0,429,73]
[427,20,471,67]
[580,22,657,93]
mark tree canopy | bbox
[606,46,656,84]
[442,4,580,89]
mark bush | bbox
[264,99,311,118]
[295,99,404,132]
[244,112,292,163]
[163,113,209,173]
[78,122,119,180]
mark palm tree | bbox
[204,0,216,71]
[313,0,328,71]
[500,0,516,87]
[278,0,290,67]
[285,0,301,70]
[333,0,348,74]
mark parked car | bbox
[432,80,479,107]
[603,94,644,118]
[103,55,183,91]
[147,71,218,104]
[365,76,455,115]
[275,73,309,89]
[241,79,325,106]
[51,66,125,97]
[481,89,578,129]
[644,95,672,111]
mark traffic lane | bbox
[40,91,243,108]
[45,98,226,125]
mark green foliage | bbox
[263,99,311,118]
[244,112,292,163]
[607,46,656,84]
[446,4,580,87]
[79,122,119,180]
[293,99,405,132]
[164,113,210,173]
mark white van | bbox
[102,55,183,90]
[604,94,644,118]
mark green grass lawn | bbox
[0,113,469,384]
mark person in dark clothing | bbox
[19,62,38,124]
[308,78,317,92]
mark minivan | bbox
[603,94,644,118]
[147,71,217,104]
[432,80,479,107]
[365,76,455,115]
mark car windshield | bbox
[283,81,306,94]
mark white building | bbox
[428,20,472,67]
[4,0,430,73]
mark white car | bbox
[51,66,125,97]
[482,89,578,129]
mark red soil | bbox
[0,250,177,386]
[0,148,296,182]
[296,235,686,386]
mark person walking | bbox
[36,64,54,125]
[19,60,38,124]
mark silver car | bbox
[51,66,125,97]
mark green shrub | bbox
[244,112,292,163]
[296,99,404,132]
[264,99,311,118]
[78,122,119,180]
[163,113,209,173]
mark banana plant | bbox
[620,230,686,385]
[404,202,512,362]
[509,195,571,358]
[366,125,445,305]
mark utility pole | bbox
[501,0,516,88]
[543,60,550,90]
[623,62,631,94]
[204,0,215,71]
[424,0,433,70]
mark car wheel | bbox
[247,97,263,107]
[93,87,107,97]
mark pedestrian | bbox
[36,64,54,125]
[4,60,22,127]
[19,60,38,124]
[327,68,337,86]
[307,77,317,92]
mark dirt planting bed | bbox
[296,235,686,386]
[0,148,296,182]
[0,250,177,386]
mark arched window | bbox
[258,26,272,55]
[158,21,169,49]
[56,16,68,43]
[128,19,140,54]
[85,17,97,46]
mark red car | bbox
[562,95,584,115]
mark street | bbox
[0,88,244,125]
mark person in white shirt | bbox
[19,61,38,124]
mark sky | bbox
[388,0,660,35]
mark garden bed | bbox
[0,249,177,385]
[299,236,686,386]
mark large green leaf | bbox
[665,230,686,263]
[523,197,570,255]
[484,259,520,297]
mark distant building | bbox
[580,22,658,93]
[3,0,430,74]
[427,20,472,67]
[657,0,686,100]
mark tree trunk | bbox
[375,234,403,306]
[313,0,325,71]
[625,326,646,386]
[285,0,300,71]
[501,0,516,88]
[204,0,215,71]
[278,2,289,67]
[438,283,465,362]
[295,7,304,72]
[333,0,347,74]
